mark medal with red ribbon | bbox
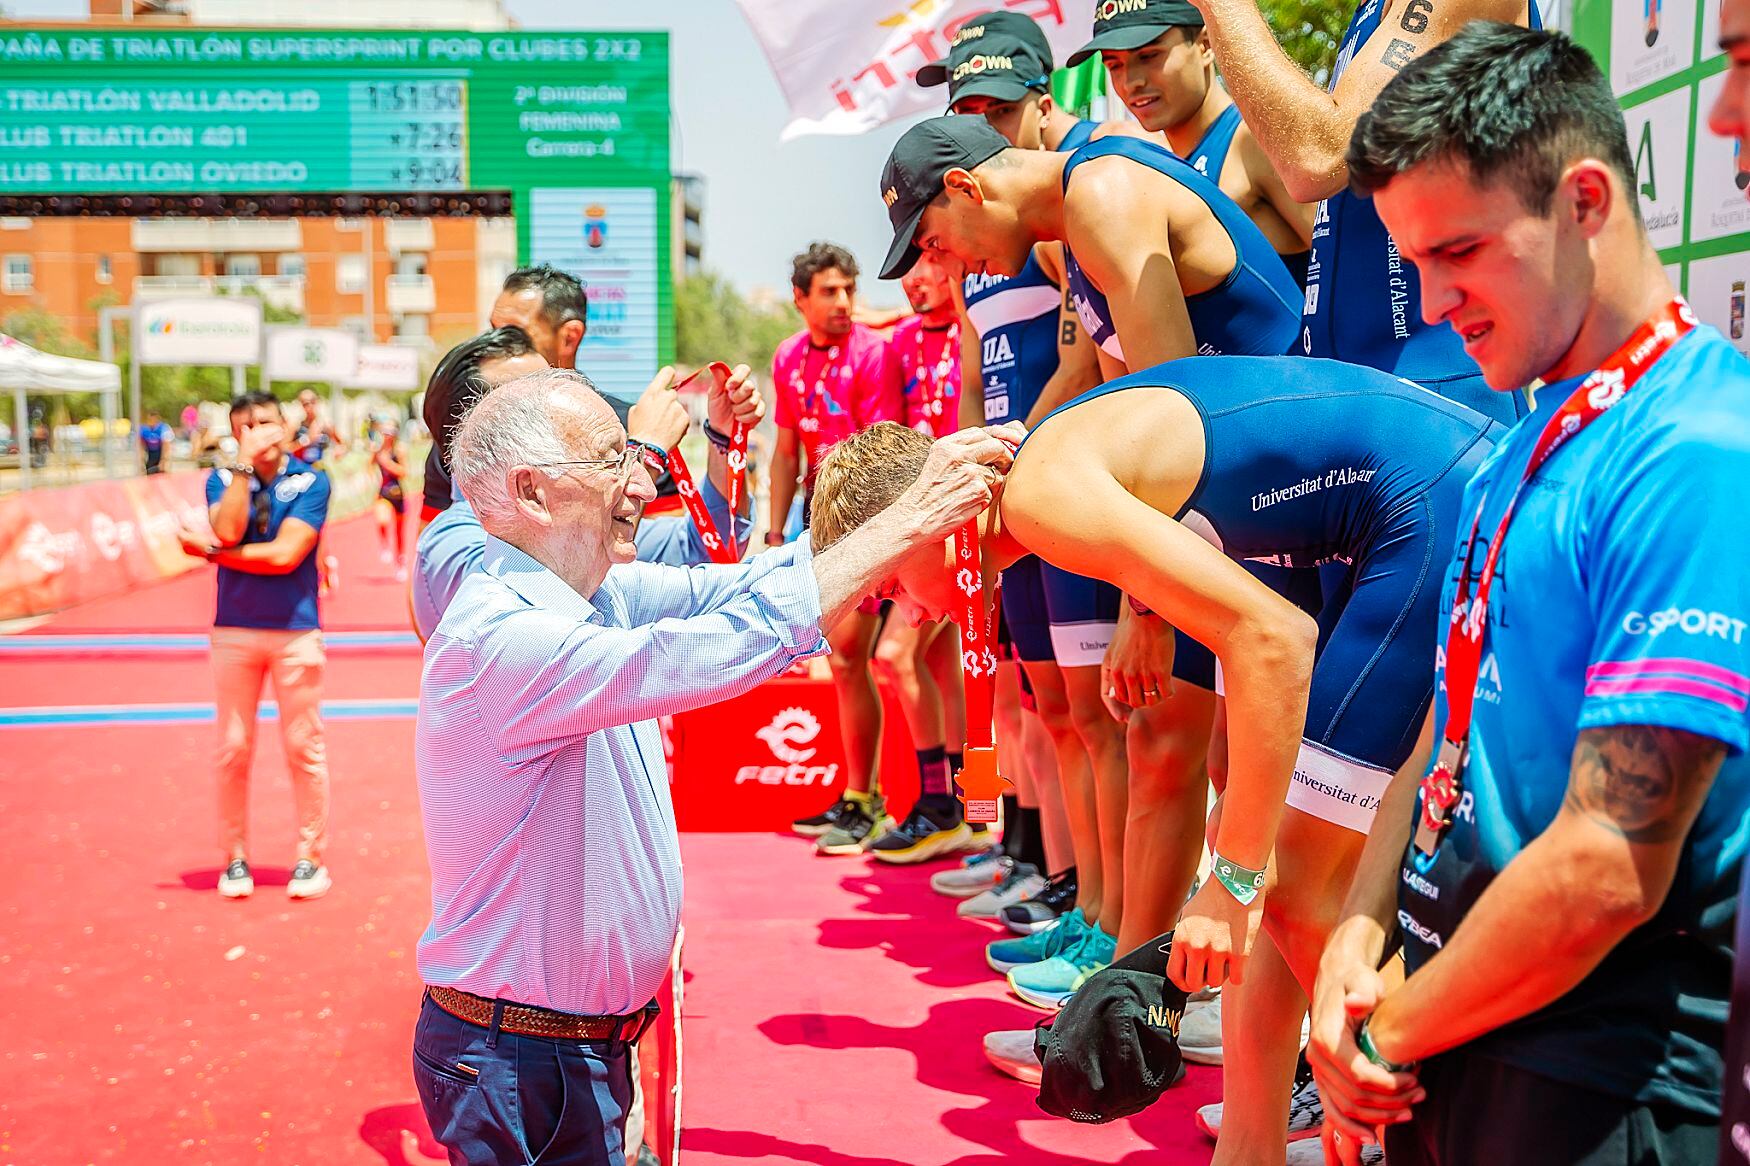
[911,322,960,437]
[664,361,750,566]
[792,343,848,440]
[1413,297,1696,857]
[953,515,1007,822]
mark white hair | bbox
[450,368,605,526]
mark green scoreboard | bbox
[0,26,673,395]
[1573,1,1746,359]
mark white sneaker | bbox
[957,865,1046,919]
[1179,992,1223,1065]
[218,858,253,899]
[287,860,332,900]
[930,852,1012,898]
[1285,1137,1383,1164]
[1195,1059,1324,1142]
[982,1026,1043,1084]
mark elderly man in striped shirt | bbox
[412,367,1018,1165]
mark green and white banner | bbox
[1574,0,1749,356]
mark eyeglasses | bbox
[529,440,667,482]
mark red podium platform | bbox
[669,673,923,832]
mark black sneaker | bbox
[792,796,861,838]
[869,798,972,865]
[218,858,253,899]
[1002,866,1077,934]
[287,859,332,900]
[815,797,896,856]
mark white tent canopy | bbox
[0,333,124,490]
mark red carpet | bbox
[0,513,1221,1164]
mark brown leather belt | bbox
[426,985,657,1043]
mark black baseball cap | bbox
[1034,931,1188,1123]
[878,115,1010,280]
[918,10,1054,95]
[1067,0,1204,68]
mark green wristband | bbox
[1357,1017,1414,1073]
[1210,852,1266,906]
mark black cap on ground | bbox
[918,9,1055,90]
[1066,0,1204,68]
[878,116,1010,280]
[1034,931,1188,1123]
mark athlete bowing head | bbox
[878,113,1299,379]
[811,355,1498,1021]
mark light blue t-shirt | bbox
[1400,323,1750,1116]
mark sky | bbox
[9,0,921,306]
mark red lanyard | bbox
[793,344,847,432]
[1414,297,1696,854]
[665,362,749,566]
[912,322,959,437]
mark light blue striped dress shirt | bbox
[415,534,826,1015]
[411,475,746,641]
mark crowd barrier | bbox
[0,453,406,623]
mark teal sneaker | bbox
[1006,923,1116,1010]
[985,907,1088,975]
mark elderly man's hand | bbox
[708,363,765,434]
[628,367,691,452]
[889,423,1024,544]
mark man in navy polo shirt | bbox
[179,390,334,902]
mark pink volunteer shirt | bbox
[891,315,962,437]
[771,324,904,474]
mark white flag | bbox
[736,0,1095,141]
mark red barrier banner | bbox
[0,471,212,622]
[669,675,922,832]
[0,455,394,623]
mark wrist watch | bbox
[703,421,733,452]
[1357,1016,1415,1073]
[227,462,256,478]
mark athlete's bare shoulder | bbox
[1063,153,1176,242]
[1014,381,1205,515]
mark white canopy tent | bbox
[0,334,124,492]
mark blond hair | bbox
[808,422,933,550]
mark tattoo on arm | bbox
[1563,726,1726,844]
[1060,288,1078,346]
[1399,0,1433,34]
[1382,38,1417,71]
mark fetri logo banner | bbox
[735,0,1093,140]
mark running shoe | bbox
[957,863,1046,919]
[1179,991,1223,1065]
[815,797,895,856]
[1001,866,1077,935]
[869,800,972,864]
[1285,1139,1382,1165]
[929,851,1011,898]
[1195,1053,1323,1142]
[986,907,1089,974]
[287,859,331,900]
[1006,924,1116,1010]
[218,858,253,899]
[983,1025,1047,1085]
[792,795,862,839]
[960,822,1001,852]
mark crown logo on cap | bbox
[950,23,986,46]
[883,187,899,208]
[1097,0,1148,21]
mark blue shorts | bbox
[1001,556,1056,663]
[1008,554,1215,688]
[1282,430,1495,833]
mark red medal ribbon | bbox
[953,516,1006,822]
[663,361,748,566]
[1414,297,1696,854]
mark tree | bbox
[1260,0,1351,85]
[674,270,799,379]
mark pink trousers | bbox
[211,627,330,863]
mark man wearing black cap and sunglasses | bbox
[1072,0,1313,286]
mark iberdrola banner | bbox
[736,0,1095,139]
